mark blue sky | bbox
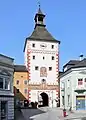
[0,0,86,70]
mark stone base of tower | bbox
[28,89,58,108]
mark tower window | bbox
[49,67,52,71]
[32,43,35,47]
[35,66,39,70]
[43,56,45,60]
[52,56,55,60]
[38,16,43,21]
[33,56,35,59]
[51,45,54,49]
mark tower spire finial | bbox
[34,1,46,28]
[38,0,41,9]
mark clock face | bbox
[40,43,47,49]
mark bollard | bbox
[63,108,66,117]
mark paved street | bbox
[15,107,86,120]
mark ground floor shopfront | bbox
[60,89,86,111]
[0,95,14,120]
[76,96,86,110]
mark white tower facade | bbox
[24,7,60,107]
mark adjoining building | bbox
[60,58,86,110]
[14,65,29,107]
[0,54,14,120]
[23,7,60,107]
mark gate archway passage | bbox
[40,92,48,107]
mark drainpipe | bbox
[52,90,53,108]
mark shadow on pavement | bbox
[82,117,86,120]
[14,109,25,120]
[15,108,45,120]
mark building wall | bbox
[71,68,86,110]
[24,40,59,107]
[0,54,14,119]
[14,72,29,101]
[60,67,86,110]
[60,71,72,109]
[25,40,59,84]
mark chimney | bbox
[79,54,84,61]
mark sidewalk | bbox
[63,110,86,120]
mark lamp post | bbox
[64,82,66,109]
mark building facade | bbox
[14,65,29,107]
[0,54,14,120]
[24,7,60,107]
[60,58,86,110]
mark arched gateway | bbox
[40,92,48,106]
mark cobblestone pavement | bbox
[15,107,86,120]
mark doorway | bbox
[1,101,7,120]
[76,96,85,110]
[40,92,48,107]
